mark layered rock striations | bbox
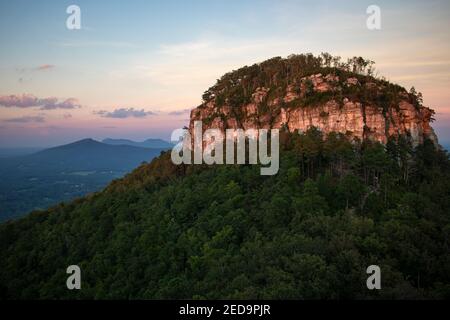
[189,55,438,147]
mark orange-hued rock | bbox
[190,72,438,147]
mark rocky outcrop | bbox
[190,72,438,147]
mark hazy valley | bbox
[0,138,171,221]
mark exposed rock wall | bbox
[190,73,438,147]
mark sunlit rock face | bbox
[190,72,438,147]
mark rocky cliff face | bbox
[189,56,438,147]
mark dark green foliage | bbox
[1,130,449,299]
[200,53,425,116]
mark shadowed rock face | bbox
[190,71,438,147]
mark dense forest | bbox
[1,128,449,299]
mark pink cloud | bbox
[0,94,81,110]
[36,64,55,71]
[4,116,46,123]
[94,108,156,118]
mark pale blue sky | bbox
[0,0,449,147]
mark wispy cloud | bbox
[132,37,307,90]
[59,41,137,48]
[94,107,156,119]
[157,38,298,61]
[168,108,191,116]
[41,98,81,110]
[16,64,56,73]
[35,64,55,71]
[0,94,81,110]
[3,116,46,123]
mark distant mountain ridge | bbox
[26,138,162,171]
[443,143,450,151]
[0,138,166,221]
[102,138,173,149]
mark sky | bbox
[0,0,449,147]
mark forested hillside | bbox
[1,130,449,299]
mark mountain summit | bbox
[191,54,438,147]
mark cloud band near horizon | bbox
[0,94,81,110]
[94,107,156,119]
